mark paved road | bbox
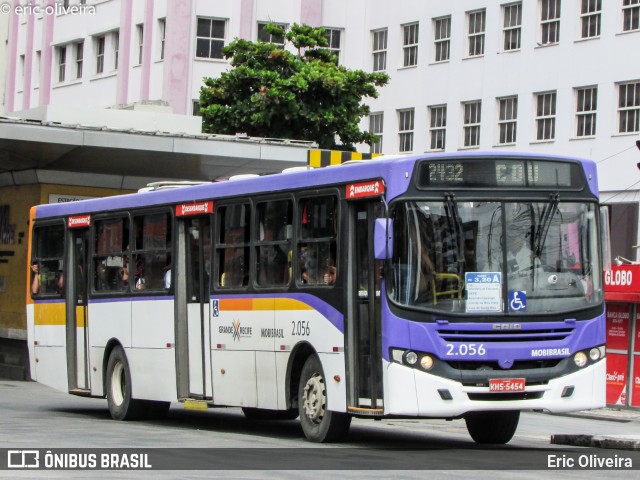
[1,380,639,478]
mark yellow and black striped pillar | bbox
[307,150,382,168]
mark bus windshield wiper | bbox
[535,192,559,257]
[444,192,465,278]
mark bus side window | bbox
[31,224,65,297]
[93,217,129,292]
[216,203,250,289]
[132,213,171,291]
[297,195,338,287]
[255,199,292,287]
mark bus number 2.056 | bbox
[445,343,486,356]
[291,320,310,336]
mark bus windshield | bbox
[390,199,602,316]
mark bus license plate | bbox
[489,378,525,392]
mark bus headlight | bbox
[589,347,601,361]
[405,351,418,365]
[573,351,588,368]
[420,355,434,371]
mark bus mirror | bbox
[374,218,393,260]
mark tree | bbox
[199,23,389,150]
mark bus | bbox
[26,151,606,443]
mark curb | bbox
[551,433,640,451]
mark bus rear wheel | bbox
[106,346,145,421]
[298,354,351,442]
[465,410,520,444]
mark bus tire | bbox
[298,354,351,442]
[242,407,299,420]
[465,410,520,444]
[106,346,145,421]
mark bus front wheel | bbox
[298,354,351,442]
[106,346,145,421]
[465,410,520,444]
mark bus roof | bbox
[33,151,597,219]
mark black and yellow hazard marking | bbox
[307,150,382,168]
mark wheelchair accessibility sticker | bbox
[509,291,527,311]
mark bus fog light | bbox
[589,348,601,361]
[420,355,434,370]
[573,351,587,368]
[405,351,418,365]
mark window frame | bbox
[462,101,482,148]
[136,23,144,65]
[95,35,105,74]
[428,104,447,151]
[540,0,561,45]
[502,2,522,51]
[580,0,602,39]
[467,9,486,57]
[369,112,384,154]
[535,91,557,141]
[215,202,252,290]
[257,21,286,48]
[130,210,173,292]
[92,214,131,295]
[398,108,415,153]
[575,86,598,138]
[324,27,342,63]
[372,28,388,72]
[196,17,227,59]
[623,0,640,32]
[75,41,84,79]
[498,96,518,145]
[402,22,419,67]
[433,16,451,63]
[617,81,640,134]
[30,221,66,299]
[254,197,294,289]
[158,18,166,60]
[57,45,66,83]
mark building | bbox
[2,1,640,387]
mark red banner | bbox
[606,353,627,405]
[67,215,91,228]
[346,180,385,200]
[606,304,630,351]
[176,201,213,217]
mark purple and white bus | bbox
[27,152,605,443]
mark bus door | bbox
[65,217,91,393]
[175,202,213,400]
[347,197,384,414]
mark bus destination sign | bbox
[67,215,91,228]
[176,201,213,217]
[346,180,385,200]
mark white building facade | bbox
[4,0,640,257]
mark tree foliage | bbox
[199,23,389,150]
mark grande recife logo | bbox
[346,179,385,200]
[176,201,213,217]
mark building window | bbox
[618,82,640,133]
[136,24,144,65]
[158,18,166,60]
[580,0,601,39]
[57,46,66,82]
[398,108,414,152]
[192,100,201,116]
[324,28,341,63]
[35,51,41,88]
[535,91,557,141]
[96,36,106,73]
[197,18,226,58]
[467,9,486,57]
[19,54,25,90]
[402,23,419,67]
[257,22,285,47]
[498,96,518,145]
[463,101,481,147]
[428,105,447,151]
[113,32,119,70]
[623,0,640,32]
[75,41,83,79]
[369,112,384,154]
[575,86,597,137]
[540,0,561,44]
[372,28,387,71]
[433,16,451,62]
[503,3,522,51]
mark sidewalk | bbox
[550,407,640,450]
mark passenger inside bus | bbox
[31,261,64,295]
